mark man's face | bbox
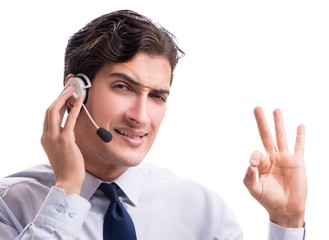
[75,53,172,180]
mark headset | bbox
[65,73,91,105]
[65,74,113,143]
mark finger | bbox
[273,108,289,152]
[244,165,258,185]
[245,151,271,198]
[254,106,276,152]
[43,89,65,134]
[62,95,83,133]
[243,165,262,198]
[249,150,270,175]
[294,124,305,159]
[43,106,50,134]
[45,86,75,136]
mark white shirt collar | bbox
[80,165,141,207]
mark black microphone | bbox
[96,127,113,143]
[81,102,113,142]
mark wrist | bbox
[56,180,83,195]
[270,213,305,228]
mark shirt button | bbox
[69,210,76,218]
[56,205,66,213]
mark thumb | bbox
[243,151,264,198]
[243,165,259,194]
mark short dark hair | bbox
[64,9,184,85]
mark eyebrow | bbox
[109,72,170,95]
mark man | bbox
[0,9,306,239]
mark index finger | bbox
[62,95,83,133]
[43,86,75,135]
[254,106,276,153]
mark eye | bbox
[149,93,167,103]
[113,83,132,92]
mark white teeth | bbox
[117,129,142,139]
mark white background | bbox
[0,1,328,239]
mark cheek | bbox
[98,101,123,122]
[150,105,166,128]
[88,93,122,122]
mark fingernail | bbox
[250,159,257,166]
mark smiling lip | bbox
[114,128,147,147]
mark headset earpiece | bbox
[65,73,91,104]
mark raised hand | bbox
[243,106,306,228]
[41,85,85,195]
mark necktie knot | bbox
[99,183,119,202]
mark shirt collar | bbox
[80,165,141,207]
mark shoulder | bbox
[139,162,224,202]
[0,163,55,196]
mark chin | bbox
[120,156,144,167]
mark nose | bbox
[124,96,150,126]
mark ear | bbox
[64,73,75,85]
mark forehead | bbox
[99,53,172,89]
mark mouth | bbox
[114,129,147,139]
